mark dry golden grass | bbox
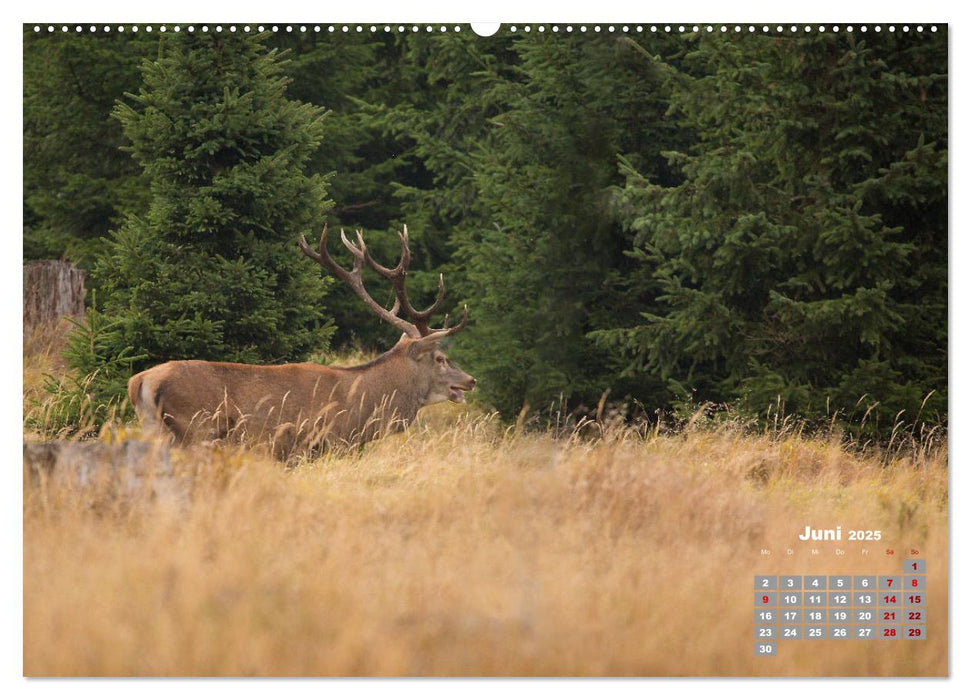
[23,397,948,677]
[22,325,67,435]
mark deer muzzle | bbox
[449,376,476,403]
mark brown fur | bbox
[127,336,474,459]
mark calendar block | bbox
[879,591,901,606]
[903,608,925,623]
[805,608,826,624]
[756,625,777,640]
[755,609,777,623]
[753,558,929,655]
[829,609,851,623]
[905,625,926,640]
[828,625,852,639]
[755,591,777,607]
[755,642,777,657]
[904,559,926,574]
[755,576,778,590]
[829,575,851,590]
[880,609,901,623]
[805,592,826,606]
[880,576,902,590]
[905,575,926,591]
[905,592,925,606]
[829,591,851,607]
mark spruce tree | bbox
[269,31,431,350]
[57,31,335,425]
[598,30,947,434]
[23,29,154,265]
[436,32,681,418]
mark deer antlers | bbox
[299,224,468,340]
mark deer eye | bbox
[436,355,447,365]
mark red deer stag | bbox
[128,224,475,459]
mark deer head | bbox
[298,224,475,406]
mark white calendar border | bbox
[4,0,964,695]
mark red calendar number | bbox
[886,577,896,586]
[883,611,896,621]
[908,628,922,638]
[762,595,769,604]
[909,611,923,621]
[883,594,897,604]
[909,595,922,604]
[883,628,897,637]
[911,578,919,588]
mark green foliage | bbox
[23,28,948,440]
[266,32,455,350]
[597,30,947,435]
[28,309,146,437]
[268,32,402,229]
[49,32,337,430]
[23,30,155,266]
[389,33,683,417]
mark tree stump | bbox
[23,440,185,508]
[23,260,86,356]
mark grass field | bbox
[22,348,948,677]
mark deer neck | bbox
[343,351,426,427]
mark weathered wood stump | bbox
[23,440,185,507]
[23,260,87,357]
[23,260,86,333]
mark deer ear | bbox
[408,335,440,359]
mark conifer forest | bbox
[23,25,948,439]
